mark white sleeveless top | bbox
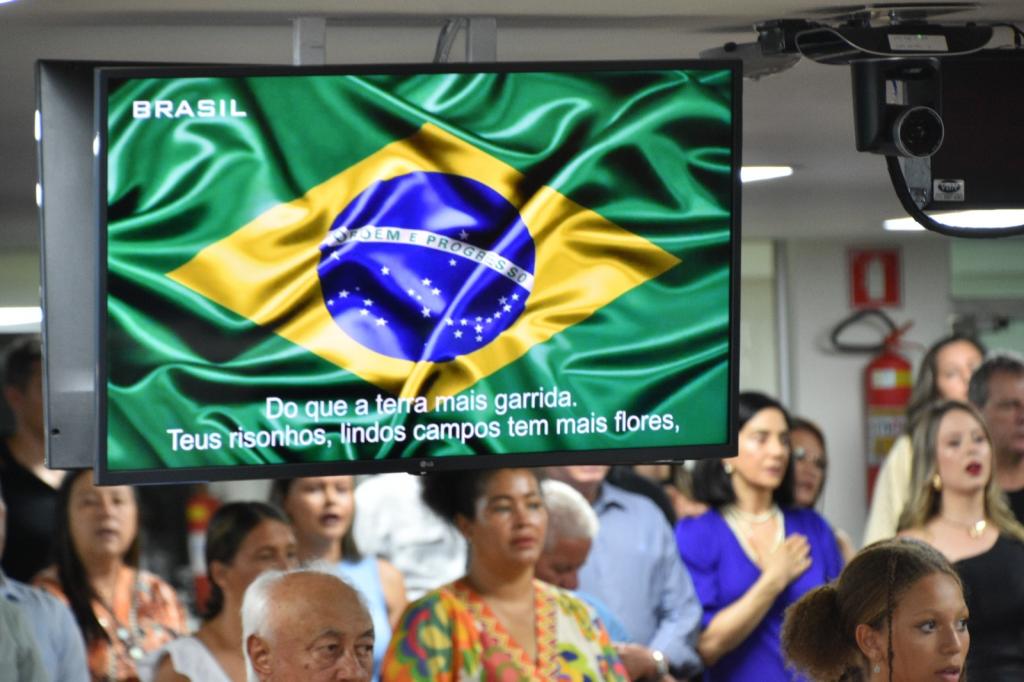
[144,636,232,682]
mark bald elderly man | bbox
[242,567,374,682]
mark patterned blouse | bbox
[34,565,187,682]
[381,578,629,682]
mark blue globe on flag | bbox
[317,172,536,362]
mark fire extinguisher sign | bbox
[848,248,902,309]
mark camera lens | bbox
[893,106,944,158]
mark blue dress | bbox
[334,556,392,681]
[676,507,843,682]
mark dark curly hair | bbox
[421,468,543,524]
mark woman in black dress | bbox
[898,400,1024,681]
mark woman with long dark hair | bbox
[783,537,968,681]
[33,469,186,681]
[863,334,985,545]
[150,501,297,682]
[677,392,843,681]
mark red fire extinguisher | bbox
[831,309,914,504]
[185,487,221,615]
[863,324,914,502]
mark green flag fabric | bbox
[102,64,736,478]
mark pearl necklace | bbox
[722,504,784,565]
[730,506,777,525]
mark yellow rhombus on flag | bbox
[168,122,680,402]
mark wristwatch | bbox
[651,649,669,677]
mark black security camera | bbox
[851,59,943,157]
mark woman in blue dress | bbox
[677,392,843,681]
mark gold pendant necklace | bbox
[940,515,987,538]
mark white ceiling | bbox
[2,0,1023,248]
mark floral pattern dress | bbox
[382,578,629,682]
[34,565,186,682]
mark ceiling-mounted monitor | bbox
[91,60,741,484]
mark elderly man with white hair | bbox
[543,469,703,682]
[242,567,374,682]
[537,479,676,682]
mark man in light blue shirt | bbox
[548,466,703,680]
[0,484,89,682]
[0,597,47,682]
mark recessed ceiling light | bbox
[884,209,1024,232]
[741,166,794,183]
[0,306,42,330]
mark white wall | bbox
[738,240,778,396]
[0,250,40,306]
[783,237,952,545]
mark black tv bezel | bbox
[94,58,742,486]
[37,58,217,472]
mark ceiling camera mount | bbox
[703,3,1024,237]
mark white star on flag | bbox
[359,309,369,316]
[421,306,431,318]
[363,298,373,307]
[422,278,432,286]
[459,229,469,240]
[376,317,387,326]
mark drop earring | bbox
[723,461,734,474]
[932,474,943,492]
[873,663,881,675]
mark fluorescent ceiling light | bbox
[741,166,793,183]
[0,306,42,331]
[884,209,1024,232]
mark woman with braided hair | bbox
[782,537,968,682]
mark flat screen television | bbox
[93,60,741,485]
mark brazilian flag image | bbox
[102,63,736,477]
